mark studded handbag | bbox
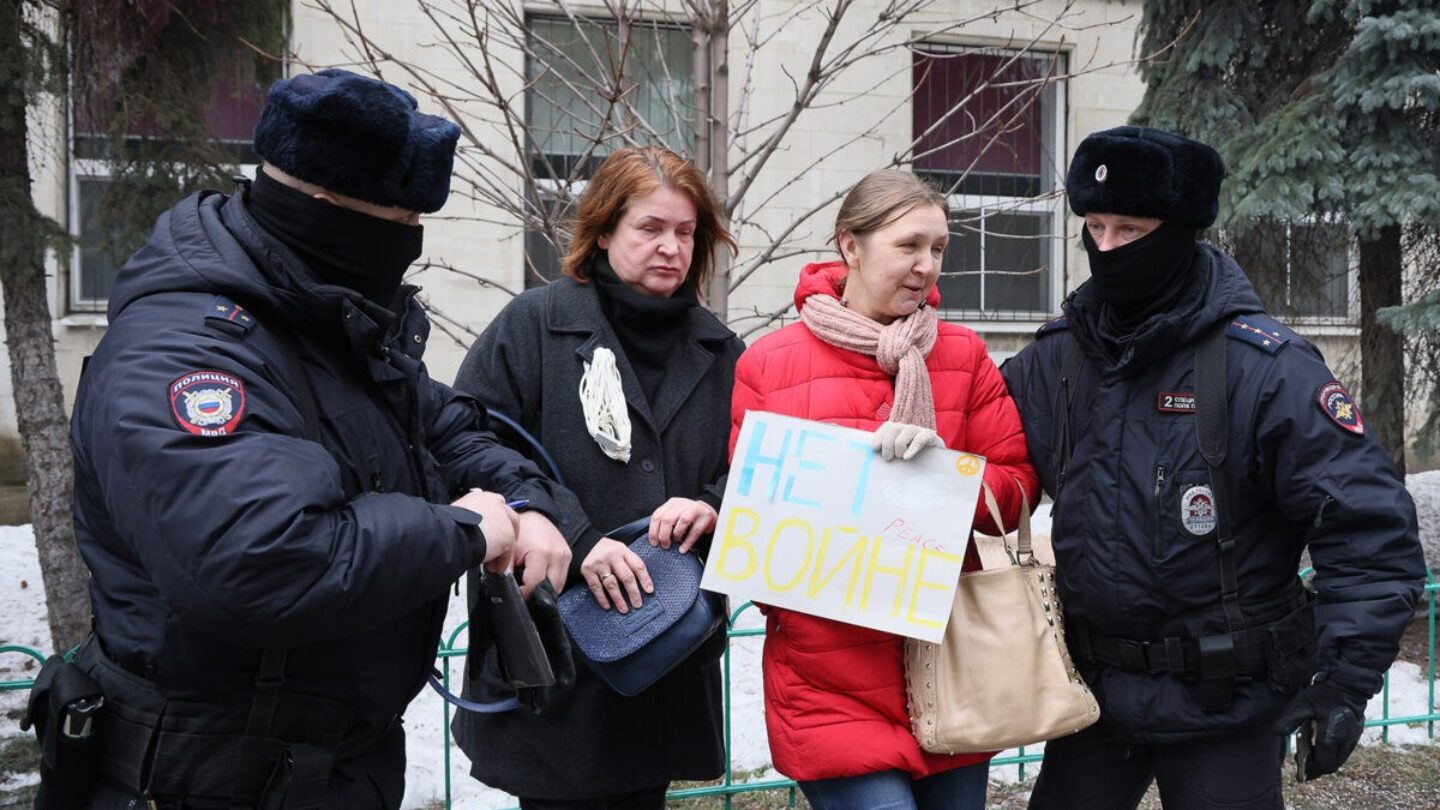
[904,481,1099,753]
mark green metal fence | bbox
[430,576,1439,809]
[3,576,1435,809]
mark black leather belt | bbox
[1067,619,1270,678]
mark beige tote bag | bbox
[904,482,1099,754]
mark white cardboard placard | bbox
[701,411,986,642]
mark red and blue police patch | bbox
[1316,381,1364,435]
[169,370,246,436]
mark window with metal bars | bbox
[1226,224,1354,322]
[912,46,1067,321]
[523,15,693,287]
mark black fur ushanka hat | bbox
[1065,126,1227,229]
[252,69,461,214]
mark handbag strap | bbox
[426,673,519,714]
[607,518,652,544]
[486,408,567,488]
[979,480,1033,563]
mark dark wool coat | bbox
[70,191,559,805]
[451,276,742,799]
[1001,245,1424,742]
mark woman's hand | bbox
[580,538,654,613]
[871,422,944,461]
[648,497,718,553]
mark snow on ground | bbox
[1,475,1436,807]
[1411,470,1440,573]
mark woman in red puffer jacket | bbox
[729,169,1039,810]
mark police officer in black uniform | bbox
[57,70,572,808]
[1001,126,1426,809]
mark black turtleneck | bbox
[243,168,423,308]
[1081,219,1199,332]
[590,254,698,405]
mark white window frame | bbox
[1217,220,1359,328]
[523,13,694,178]
[522,12,693,285]
[64,11,286,315]
[68,157,257,313]
[911,44,1068,326]
[940,193,1068,327]
[1269,221,1358,326]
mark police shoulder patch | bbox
[1317,381,1364,435]
[204,295,256,337]
[170,370,246,436]
[1036,315,1069,338]
[1226,315,1289,355]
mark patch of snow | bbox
[1362,661,1439,747]
[1410,471,1440,576]
[0,770,40,792]
[0,524,52,726]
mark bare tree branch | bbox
[303,0,1152,330]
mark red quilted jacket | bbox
[729,261,1040,782]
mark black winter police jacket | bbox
[1001,243,1424,742]
[70,190,559,744]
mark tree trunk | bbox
[1358,225,1407,476]
[0,0,90,652]
[694,0,731,320]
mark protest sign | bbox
[701,411,986,642]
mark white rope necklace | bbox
[578,346,632,462]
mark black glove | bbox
[1272,681,1366,782]
[517,579,576,714]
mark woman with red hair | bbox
[453,146,741,809]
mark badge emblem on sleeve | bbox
[1316,381,1364,435]
[1180,485,1217,536]
[169,370,246,436]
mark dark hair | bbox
[563,147,737,293]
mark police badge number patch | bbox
[1156,391,1197,413]
[1316,381,1364,435]
[1180,485,1217,536]
[169,370,246,436]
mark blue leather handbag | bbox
[556,519,726,697]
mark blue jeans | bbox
[799,763,989,810]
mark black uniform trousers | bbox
[79,722,407,810]
[1028,723,1286,810]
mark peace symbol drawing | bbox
[954,454,982,477]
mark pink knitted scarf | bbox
[800,294,938,429]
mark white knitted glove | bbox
[871,422,945,462]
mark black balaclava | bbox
[244,168,423,308]
[589,253,698,405]
[1080,219,1198,330]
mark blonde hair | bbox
[835,169,949,246]
[563,147,736,292]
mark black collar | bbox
[543,277,735,343]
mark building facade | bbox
[12,0,1383,507]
